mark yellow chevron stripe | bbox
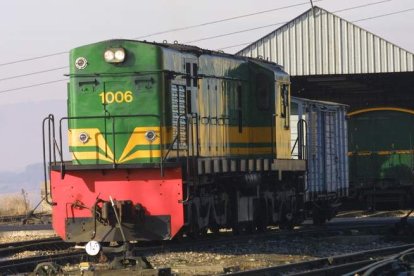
[118,127,161,163]
[69,128,114,160]
[120,150,161,163]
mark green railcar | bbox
[349,108,414,206]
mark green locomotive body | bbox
[68,41,164,164]
[68,40,292,166]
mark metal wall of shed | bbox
[237,7,414,76]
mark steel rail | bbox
[0,218,395,259]
[0,251,86,274]
[0,237,68,257]
[228,244,414,276]
[0,217,404,274]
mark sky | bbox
[0,0,413,172]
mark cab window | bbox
[280,84,290,129]
[256,73,270,111]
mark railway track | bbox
[0,237,68,257]
[0,213,51,225]
[230,244,414,275]
[0,217,408,274]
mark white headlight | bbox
[114,49,125,61]
[104,50,115,62]
[104,48,126,63]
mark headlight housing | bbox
[144,130,157,142]
[104,48,126,63]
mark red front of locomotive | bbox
[50,168,184,242]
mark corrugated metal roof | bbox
[237,6,414,76]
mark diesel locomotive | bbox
[42,40,348,246]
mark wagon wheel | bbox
[255,198,268,232]
[312,206,327,225]
[279,220,294,230]
[186,204,200,238]
[278,203,294,230]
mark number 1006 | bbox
[99,91,133,104]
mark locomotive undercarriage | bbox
[184,170,306,235]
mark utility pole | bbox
[310,0,315,17]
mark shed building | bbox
[238,6,414,206]
[237,6,414,111]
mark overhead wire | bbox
[0,0,396,82]
[0,66,68,82]
[0,0,411,94]
[216,2,411,50]
[0,79,67,94]
[207,0,396,47]
[0,51,68,67]
[132,0,323,40]
[353,7,414,22]
[0,1,324,68]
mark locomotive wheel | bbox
[232,226,240,236]
[279,220,294,230]
[243,223,254,234]
[232,223,253,235]
[312,211,326,225]
[187,204,201,238]
[255,199,268,232]
[209,225,220,235]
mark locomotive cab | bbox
[68,41,165,165]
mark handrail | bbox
[271,114,276,158]
[58,114,160,165]
[291,119,307,160]
[181,113,198,202]
[291,138,299,155]
[163,134,179,163]
[176,114,188,158]
[42,114,58,206]
[44,112,199,182]
[299,119,307,160]
[191,113,199,185]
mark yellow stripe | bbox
[120,150,161,163]
[229,147,273,155]
[348,150,414,156]
[70,127,164,163]
[118,127,161,162]
[69,128,114,159]
[348,107,414,117]
[69,125,283,162]
[72,152,114,162]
